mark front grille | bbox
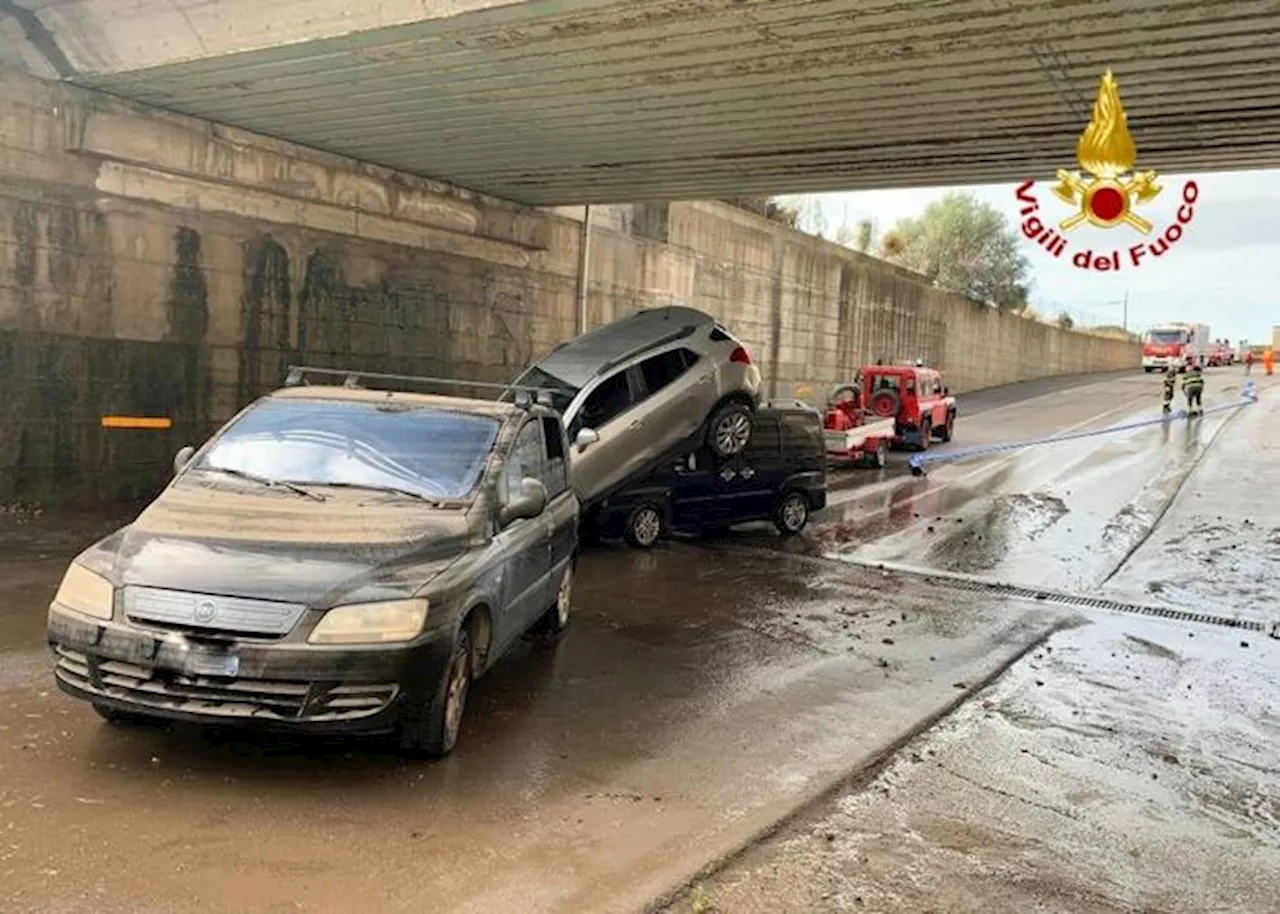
[123,586,307,637]
[53,646,398,721]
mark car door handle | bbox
[629,419,644,429]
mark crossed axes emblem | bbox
[1050,169,1162,234]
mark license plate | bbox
[187,647,240,677]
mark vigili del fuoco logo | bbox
[1014,70,1197,272]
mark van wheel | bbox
[774,491,810,536]
[399,629,471,759]
[708,402,753,457]
[938,412,954,442]
[536,563,573,638]
[624,503,664,548]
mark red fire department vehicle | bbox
[824,363,956,464]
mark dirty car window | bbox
[196,399,500,499]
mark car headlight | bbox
[53,563,114,620]
[307,599,429,645]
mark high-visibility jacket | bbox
[1182,372,1205,394]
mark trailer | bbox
[824,416,896,467]
[822,385,896,467]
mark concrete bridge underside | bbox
[4,0,1280,205]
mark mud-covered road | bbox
[2,368,1275,914]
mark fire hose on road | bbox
[909,380,1259,477]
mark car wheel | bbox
[537,562,573,637]
[399,628,471,759]
[708,402,753,457]
[624,503,664,548]
[939,412,954,442]
[93,703,162,727]
[873,439,888,468]
[774,491,810,536]
[916,420,931,451]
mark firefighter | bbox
[1244,348,1254,374]
[1182,363,1205,417]
[1265,348,1275,376]
[1160,368,1177,414]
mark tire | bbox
[774,491,810,536]
[872,439,888,469]
[536,562,573,637]
[868,389,901,419]
[915,420,931,451]
[624,503,664,548]
[708,401,753,457]
[93,703,162,727]
[1144,367,1153,373]
[938,412,954,442]
[831,384,860,405]
[399,628,471,759]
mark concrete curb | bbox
[639,619,1074,914]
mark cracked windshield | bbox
[1,3,1276,914]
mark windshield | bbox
[1145,330,1187,345]
[195,398,500,500]
[504,366,579,414]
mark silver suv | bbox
[508,307,763,505]
[46,367,578,758]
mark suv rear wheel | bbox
[916,420,931,451]
[625,503,664,548]
[708,402,753,457]
[774,491,810,536]
[938,411,955,442]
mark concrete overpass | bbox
[3,0,1280,205]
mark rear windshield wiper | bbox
[316,482,442,505]
[201,466,326,502]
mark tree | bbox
[880,192,1031,310]
[832,224,858,248]
[1057,311,1075,329]
[880,228,907,260]
[855,219,873,252]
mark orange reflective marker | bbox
[100,416,173,430]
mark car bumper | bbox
[47,606,453,735]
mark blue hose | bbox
[908,379,1259,476]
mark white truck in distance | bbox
[1142,322,1209,372]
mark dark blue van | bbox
[592,403,828,547]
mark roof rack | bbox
[283,365,559,409]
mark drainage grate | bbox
[713,542,1275,635]
[928,572,1269,632]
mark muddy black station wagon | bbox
[47,366,578,758]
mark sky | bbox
[778,169,1279,346]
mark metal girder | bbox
[32,0,1280,204]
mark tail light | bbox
[730,346,752,365]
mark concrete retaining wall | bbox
[0,70,1138,504]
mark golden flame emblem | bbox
[1051,70,1161,234]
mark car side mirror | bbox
[574,428,600,453]
[173,445,196,476]
[500,477,547,525]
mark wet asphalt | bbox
[0,367,1270,914]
